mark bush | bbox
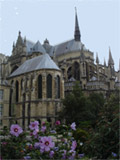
[1,121,86,160]
[83,93,119,159]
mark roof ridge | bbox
[53,38,74,47]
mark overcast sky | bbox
[0,0,119,70]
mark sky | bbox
[0,0,119,70]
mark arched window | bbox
[16,80,19,102]
[47,74,52,98]
[56,75,60,98]
[73,62,80,80]
[67,67,72,80]
[38,75,42,99]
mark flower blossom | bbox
[10,124,23,137]
[24,155,31,159]
[29,121,39,130]
[55,120,60,125]
[70,122,76,130]
[33,128,39,135]
[62,150,67,159]
[41,126,46,132]
[69,150,76,160]
[41,121,46,126]
[34,142,41,149]
[40,136,55,152]
[49,150,54,158]
[112,152,117,157]
[78,153,84,158]
[71,140,77,151]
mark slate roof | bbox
[32,41,46,53]
[9,54,60,78]
[26,40,35,53]
[48,39,87,57]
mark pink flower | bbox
[55,120,60,125]
[62,150,67,159]
[71,140,77,151]
[34,142,41,149]
[2,142,7,146]
[69,150,76,160]
[10,124,23,137]
[41,121,46,126]
[33,128,39,135]
[41,126,46,132]
[29,121,39,130]
[70,122,76,130]
[49,150,54,158]
[40,136,55,152]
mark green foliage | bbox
[73,128,89,154]
[59,82,105,126]
[73,128,88,143]
[84,93,119,159]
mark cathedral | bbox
[0,11,120,129]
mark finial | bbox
[104,58,106,66]
[108,46,114,66]
[19,31,21,36]
[96,52,99,64]
[75,7,77,14]
[119,59,120,71]
[13,42,15,48]
[24,36,26,42]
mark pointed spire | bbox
[118,59,120,71]
[13,42,15,48]
[16,30,23,46]
[24,36,26,43]
[19,31,21,36]
[74,7,81,41]
[44,38,49,44]
[104,58,106,66]
[96,53,99,64]
[108,47,114,66]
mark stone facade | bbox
[0,11,120,129]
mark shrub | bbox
[1,121,86,160]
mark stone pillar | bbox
[61,78,64,99]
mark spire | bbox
[118,59,120,71]
[74,7,81,41]
[96,53,99,64]
[13,42,15,48]
[16,30,23,46]
[108,47,114,66]
[104,58,106,66]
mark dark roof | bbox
[48,39,87,57]
[9,54,60,78]
[32,41,46,53]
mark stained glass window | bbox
[47,74,52,98]
[38,75,42,99]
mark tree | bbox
[84,93,119,159]
[59,82,105,126]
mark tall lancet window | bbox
[74,62,80,80]
[16,80,19,102]
[47,74,52,98]
[56,75,60,99]
[38,75,42,99]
